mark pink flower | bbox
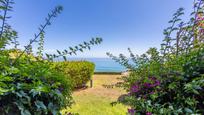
[130,85,140,93]
[146,112,152,115]
[143,82,152,88]
[128,108,136,115]
[149,91,154,94]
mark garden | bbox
[0,0,203,115]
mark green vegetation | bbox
[61,75,128,115]
[0,0,102,114]
[108,0,204,114]
[54,61,95,88]
[0,50,74,115]
[0,0,203,114]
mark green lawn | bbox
[61,75,128,115]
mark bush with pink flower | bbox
[108,0,204,114]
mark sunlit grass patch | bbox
[61,75,128,115]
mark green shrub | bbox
[0,0,102,114]
[108,0,204,114]
[0,50,74,115]
[54,61,95,88]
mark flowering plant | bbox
[108,0,204,114]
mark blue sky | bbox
[9,0,193,57]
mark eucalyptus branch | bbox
[128,48,139,64]
[161,8,184,57]
[106,51,135,70]
[192,0,203,42]
[37,32,44,58]
[46,37,103,61]
[13,6,63,64]
[0,0,13,39]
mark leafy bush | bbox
[0,0,102,114]
[54,61,95,88]
[0,50,74,115]
[108,0,204,114]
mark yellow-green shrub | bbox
[54,61,95,88]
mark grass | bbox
[61,75,128,115]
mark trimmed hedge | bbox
[54,61,95,88]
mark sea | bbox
[56,58,126,72]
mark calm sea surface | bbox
[57,58,126,72]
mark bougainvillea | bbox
[108,0,204,114]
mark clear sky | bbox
[9,0,194,57]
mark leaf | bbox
[21,109,31,115]
[168,20,173,23]
[63,56,67,61]
[68,52,72,55]
[45,53,50,58]
[9,67,20,74]
[16,90,27,98]
[168,83,177,89]
[35,100,47,110]
[48,102,57,115]
[29,89,38,97]
[64,50,68,53]
[69,47,74,51]
[192,89,199,94]
[79,49,83,52]
[57,50,61,55]
[0,87,9,95]
[184,108,193,113]
[193,85,202,90]
[74,46,78,50]
[0,6,7,10]
[169,106,174,110]
[90,41,94,45]
[87,46,90,50]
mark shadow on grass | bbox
[73,85,89,91]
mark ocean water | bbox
[59,58,126,72]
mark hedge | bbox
[54,61,95,88]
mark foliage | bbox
[54,61,95,88]
[46,38,102,61]
[0,0,102,114]
[108,0,204,114]
[0,50,73,115]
